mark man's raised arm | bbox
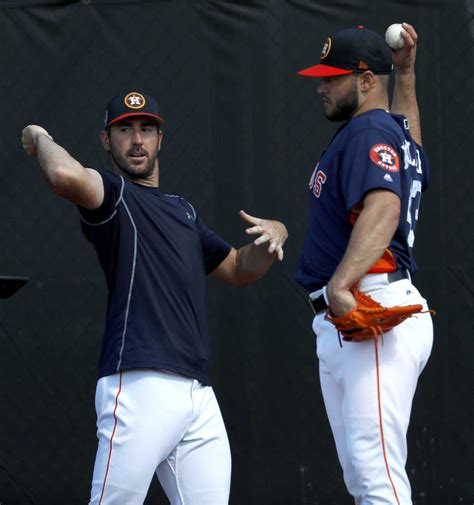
[390,23,422,146]
[22,125,103,209]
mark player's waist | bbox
[308,269,411,315]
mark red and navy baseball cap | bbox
[298,26,392,78]
[104,91,165,128]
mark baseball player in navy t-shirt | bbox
[21,91,287,504]
[296,25,433,503]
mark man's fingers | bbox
[239,209,261,226]
[400,29,415,49]
[276,246,284,261]
[242,214,286,257]
[254,234,269,246]
[21,138,36,156]
[267,241,285,261]
[402,22,418,42]
[400,23,417,48]
[245,225,262,235]
[267,240,284,256]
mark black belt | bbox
[309,270,410,315]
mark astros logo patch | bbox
[369,144,400,172]
[124,92,146,109]
[321,37,331,60]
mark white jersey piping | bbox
[116,198,137,371]
[79,175,125,226]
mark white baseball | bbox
[385,23,405,50]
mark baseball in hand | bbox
[385,23,405,50]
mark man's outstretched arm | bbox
[211,210,288,287]
[391,23,422,146]
[22,125,103,209]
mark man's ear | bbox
[359,71,376,92]
[158,129,163,152]
[100,130,110,151]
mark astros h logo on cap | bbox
[104,91,165,128]
[125,92,146,109]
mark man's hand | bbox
[326,283,357,318]
[240,209,288,261]
[21,125,53,156]
[210,211,288,287]
[391,23,417,74]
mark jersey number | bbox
[404,142,423,249]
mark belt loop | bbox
[322,286,329,306]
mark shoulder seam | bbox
[80,175,125,226]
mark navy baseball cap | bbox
[298,26,392,77]
[104,91,165,128]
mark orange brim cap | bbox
[297,64,353,77]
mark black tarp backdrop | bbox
[0,0,472,503]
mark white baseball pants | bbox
[312,273,433,505]
[88,369,231,505]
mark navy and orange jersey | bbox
[295,109,430,292]
[78,170,231,385]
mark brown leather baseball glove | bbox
[325,290,430,342]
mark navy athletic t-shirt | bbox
[295,109,430,292]
[78,170,231,385]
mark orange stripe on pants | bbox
[98,370,123,505]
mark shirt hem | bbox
[98,361,211,386]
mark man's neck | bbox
[352,95,389,118]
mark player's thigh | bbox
[340,318,429,495]
[342,281,433,421]
[339,333,422,445]
[89,369,193,505]
[319,338,363,495]
[156,386,231,505]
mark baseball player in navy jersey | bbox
[21,91,287,504]
[296,24,433,504]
